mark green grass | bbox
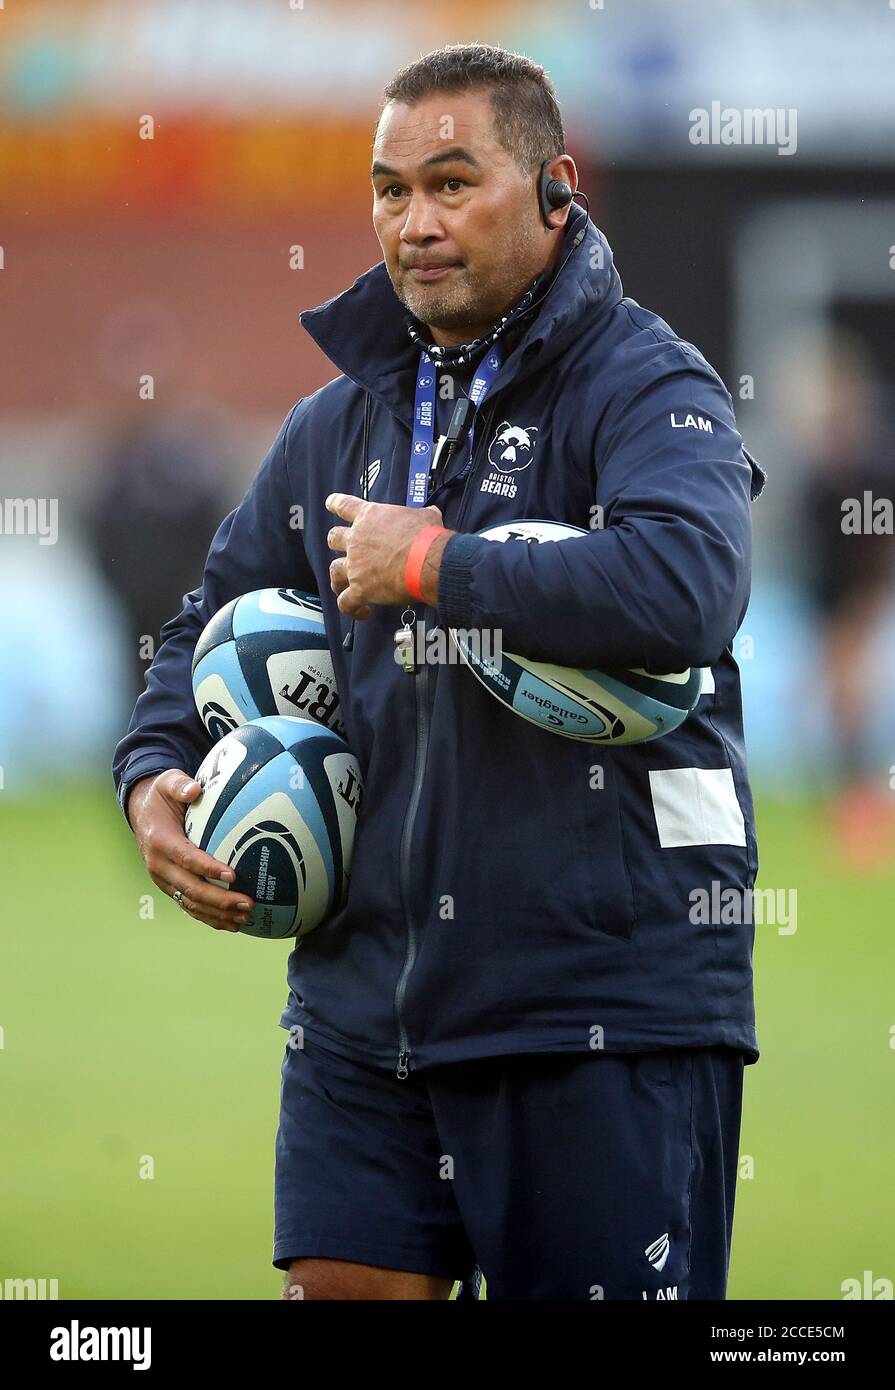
[729,799,895,1299]
[1,785,892,1299]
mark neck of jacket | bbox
[299,204,624,421]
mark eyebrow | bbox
[370,147,481,180]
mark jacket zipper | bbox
[392,400,499,1080]
[455,402,498,532]
[393,612,430,1079]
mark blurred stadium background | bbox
[1,0,893,1300]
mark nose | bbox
[400,192,444,246]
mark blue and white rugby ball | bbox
[185,716,361,939]
[449,520,702,744]
[192,588,343,742]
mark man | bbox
[114,43,765,1300]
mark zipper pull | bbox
[396,1049,411,1080]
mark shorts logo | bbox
[487,422,538,474]
[645,1232,670,1272]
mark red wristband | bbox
[405,525,447,602]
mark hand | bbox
[326,493,448,619]
[128,770,255,932]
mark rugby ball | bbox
[185,715,361,939]
[449,520,702,744]
[192,588,343,742]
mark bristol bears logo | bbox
[487,422,538,474]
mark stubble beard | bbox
[396,262,488,332]
[395,223,543,337]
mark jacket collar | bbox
[300,204,623,420]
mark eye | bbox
[442,178,465,193]
[383,184,405,200]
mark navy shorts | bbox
[273,1034,745,1300]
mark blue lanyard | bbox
[406,345,502,508]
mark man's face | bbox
[371,90,553,346]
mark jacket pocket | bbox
[579,752,636,941]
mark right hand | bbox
[128,770,255,932]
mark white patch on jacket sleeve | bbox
[648,767,746,849]
[700,667,715,695]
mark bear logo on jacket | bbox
[487,422,538,474]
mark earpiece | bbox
[538,160,574,228]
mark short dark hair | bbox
[378,43,566,174]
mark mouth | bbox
[406,263,462,282]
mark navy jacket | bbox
[113,205,765,1075]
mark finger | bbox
[176,894,246,933]
[165,865,254,918]
[325,492,364,522]
[329,557,349,594]
[156,769,203,803]
[326,525,351,553]
[149,866,250,925]
[337,589,373,621]
[424,504,444,523]
[163,828,241,884]
[155,774,237,883]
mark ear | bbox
[538,155,579,229]
[526,427,538,438]
[494,420,511,436]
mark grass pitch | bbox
[1,785,891,1299]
